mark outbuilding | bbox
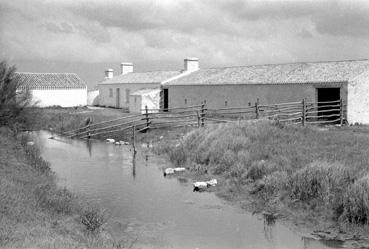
[15,72,87,107]
[98,58,199,112]
[164,59,369,124]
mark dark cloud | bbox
[313,2,369,37]
[67,1,164,31]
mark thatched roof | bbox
[15,72,86,89]
[166,59,369,86]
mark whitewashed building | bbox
[98,58,199,112]
[15,72,87,107]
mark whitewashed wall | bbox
[347,72,369,124]
[30,88,87,107]
[87,90,99,106]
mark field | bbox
[153,120,369,237]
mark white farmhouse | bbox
[15,72,87,107]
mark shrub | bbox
[0,61,34,132]
[290,161,354,205]
[342,175,369,224]
[80,205,107,232]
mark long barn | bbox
[15,72,87,107]
[164,59,369,124]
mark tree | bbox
[0,60,32,132]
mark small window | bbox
[109,88,113,97]
[225,100,228,106]
[126,89,130,103]
[184,99,187,105]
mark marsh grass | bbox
[155,120,369,225]
[0,129,121,248]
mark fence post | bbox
[340,99,344,126]
[196,110,200,128]
[301,99,306,126]
[255,99,259,119]
[200,102,205,127]
[132,124,136,154]
[145,105,150,130]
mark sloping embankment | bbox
[154,120,369,237]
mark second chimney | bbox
[121,62,133,75]
[184,57,199,72]
[104,68,114,79]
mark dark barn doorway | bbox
[163,88,168,111]
[316,88,340,121]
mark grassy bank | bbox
[0,128,129,249]
[154,120,369,235]
[27,107,129,133]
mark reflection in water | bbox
[132,151,136,179]
[86,140,92,157]
[263,213,276,243]
[34,131,346,249]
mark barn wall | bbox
[128,95,142,113]
[347,73,369,124]
[30,88,87,107]
[167,83,347,109]
[98,83,159,108]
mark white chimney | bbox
[104,68,114,79]
[121,62,133,75]
[184,57,199,72]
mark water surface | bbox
[33,131,342,249]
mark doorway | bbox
[316,88,340,121]
[116,88,120,108]
[163,88,168,111]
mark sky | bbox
[1,0,369,89]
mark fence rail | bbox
[63,99,346,140]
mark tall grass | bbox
[0,130,111,248]
[155,120,369,224]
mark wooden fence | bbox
[64,99,346,140]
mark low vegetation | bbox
[0,61,126,248]
[154,120,369,228]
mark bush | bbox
[80,205,107,232]
[343,175,369,224]
[290,161,354,205]
[0,61,34,132]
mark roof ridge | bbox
[122,70,180,74]
[15,72,78,75]
[205,58,369,70]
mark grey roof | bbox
[99,71,181,84]
[166,59,369,86]
[15,72,86,89]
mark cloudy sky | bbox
[1,0,369,88]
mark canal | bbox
[33,131,342,249]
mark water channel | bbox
[33,131,343,249]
